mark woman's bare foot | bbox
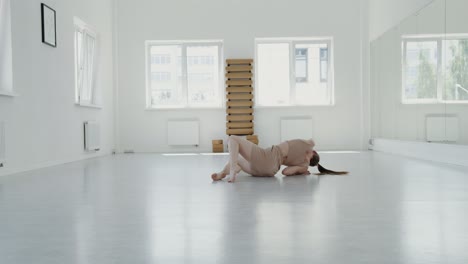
[227,174,237,183]
[211,172,227,181]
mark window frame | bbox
[145,40,224,109]
[402,34,468,105]
[254,37,335,107]
[74,17,99,108]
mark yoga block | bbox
[213,144,224,153]
[246,135,258,140]
[246,135,259,145]
[248,140,259,145]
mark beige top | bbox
[282,139,314,167]
[250,145,284,177]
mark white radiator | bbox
[0,121,5,167]
[167,119,199,146]
[280,117,314,142]
[84,121,100,151]
[426,115,459,142]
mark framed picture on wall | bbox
[41,3,56,47]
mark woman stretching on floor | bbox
[211,136,348,183]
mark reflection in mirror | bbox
[402,38,438,104]
[370,0,461,144]
[445,0,468,145]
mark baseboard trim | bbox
[0,151,111,177]
[371,138,468,167]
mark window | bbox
[295,49,308,83]
[402,39,438,102]
[188,56,214,66]
[74,17,98,106]
[146,40,223,108]
[320,48,329,82]
[256,38,334,106]
[151,54,171,64]
[151,72,171,82]
[0,0,14,97]
[444,39,468,102]
[402,35,468,103]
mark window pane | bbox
[444,39,468,101]
[295,48,308,82]
[186,45,220,107]
[404,41,438,100]
[81,35,95,103]
[149,45,183,107]
[85,35,96,102]
[257,43,290,106]
[75,31,84,101]
[77,32,83,70]
[320,48,328,82]
[151,54,171,64]
[295,43,330,105]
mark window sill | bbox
[401,101,468,105]
[0,90,19,97]
[145,107,224,111]
[75,103,103,109]
[254,104,334,109]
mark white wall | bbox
[116,0,368,153]
[369,0,434,41]
[0,0,115,176]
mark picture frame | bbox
[41,3,56,47]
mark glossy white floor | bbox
[0,151,468,264]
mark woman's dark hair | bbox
[309,151,320,167]
[309,151,348,175]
